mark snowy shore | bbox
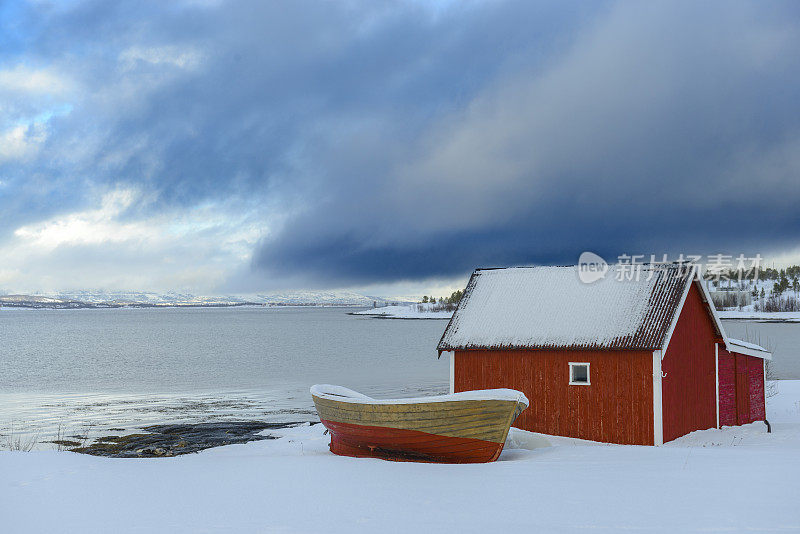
[2,381,799,533]
[352,303,453,319]
[356,305,800,322]
[719,310,800,322]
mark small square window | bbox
[569,362,590,385]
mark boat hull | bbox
[311,388,527,463]
[319,419,506,463]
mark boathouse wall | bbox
[454,348,655,445]
[718,347,766,426]
[660,283,720,442]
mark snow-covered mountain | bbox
[0,290,403,308]
[254,290,399,307]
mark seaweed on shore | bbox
[71,421,301,458]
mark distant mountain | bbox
[0,294,96,309]
[254,291,400,307]
[0,290,407,309]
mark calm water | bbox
[0,307,450,447]
[2,309,798,449]
[721,319,800,379]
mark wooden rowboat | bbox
[311,385,528,463]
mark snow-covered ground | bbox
[2,382,799,533]
[719,310,800,322]
[353,303,453,319]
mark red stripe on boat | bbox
[320,419,505,463]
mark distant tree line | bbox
[419,290,464,312]
[709,264,800,311]
[708,265,800,285]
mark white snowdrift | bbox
[2,382,799,533]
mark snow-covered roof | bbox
[727,338,772,360]
[438,264,715,351]
[310,384,529,407]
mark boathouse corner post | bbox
[715,342,720,429]
[652,349,663,446]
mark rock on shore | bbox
[72,421,301,457]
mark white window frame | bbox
[569,362,590,385]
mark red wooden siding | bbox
[735,354,751,425]
[749,358,766,421]
[718,350,736,426]
[454,349,654,445]
[661,283,718,442]
[717,346,766,426]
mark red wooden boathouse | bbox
[437,264,771,445]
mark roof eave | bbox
[727,342,773,360]
[438,344,662,352]
[436,269,480,355]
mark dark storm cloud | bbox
[2,0,800,290]
[2,0,587,212]
[253,1,800,286]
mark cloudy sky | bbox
[1,0,799,296]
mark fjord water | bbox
[721,319,800,379]
[2,308,799,448]
[0,307,449,446]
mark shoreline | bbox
[0,303,369,310]
[347,311,451,320]
[351,303,454,320]
[63,421,303,458]
[719,311,800,323]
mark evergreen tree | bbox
[780,272,790,293]
[447,290,464,305]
